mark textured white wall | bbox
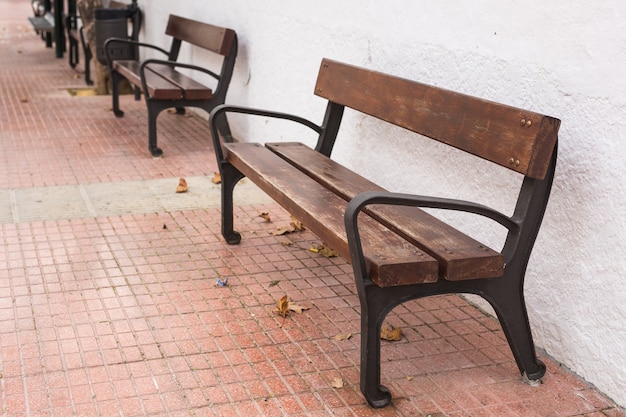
[142,0,626,407]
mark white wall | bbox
[141,0,626,407]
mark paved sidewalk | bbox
[1,0,625,416]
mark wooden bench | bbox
[28,11,55,48]
[210,58,561,407]
[28,0,67,57]
[105,14,237,157]
[29,11,55,32]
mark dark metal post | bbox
[43,0,53,47]
[53,0,65,57]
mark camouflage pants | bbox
[77,0,132,95]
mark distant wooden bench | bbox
[210,58,561,408]
[28,10,54,48]
[28,0,64,56]
[105,14,237,157]
[28,11,55,32]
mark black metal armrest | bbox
[209,104,323,163]
[103,37,169,67]
[344,190,518,281]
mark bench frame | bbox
[105,15,237,157]
[210,58,560,408]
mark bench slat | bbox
[166,15,236,56]
[266,142,504,281]
[144,64,213,100]
[314,58,560,179]
[114,61,178,99]
[224,142,439,287]
[113,61,213,100]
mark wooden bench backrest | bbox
[314,58,560,179]
[165,15,235,57]
[107,1,128,9]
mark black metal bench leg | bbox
[359,285,393,408]
[111,70,124,117]
[220,164,244,245]
[485,278,546,381]
[146,104,164,157]
[68,37,78,68]
[80,31,93,85]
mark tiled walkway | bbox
[1,1,625,416]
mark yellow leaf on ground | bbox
[333,333,352,341]
[175,178,188,193]
[259,212,271,222]
[211,172,221,184]
[380,323,403,341]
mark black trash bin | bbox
[94,8,135,65]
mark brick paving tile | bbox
[1,0,626,415]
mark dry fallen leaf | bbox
[406,376,414,381]
[273,295,311,317]
[309,243,338,258]
[287,302,310,314]
[290,216,304,231]
[275,295,289,318]
[331,378,344,389]
[380,323,403,341]
[211,172,221,184]
[259,212,271,222]
[270,226,295,236]
[176,178,188,193]
[270,217,305,236]
[333,333,352,341]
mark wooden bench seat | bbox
[210,58,561,408]
[224,142,439,287]
[105,15,237,157]
[265,141,505,281]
